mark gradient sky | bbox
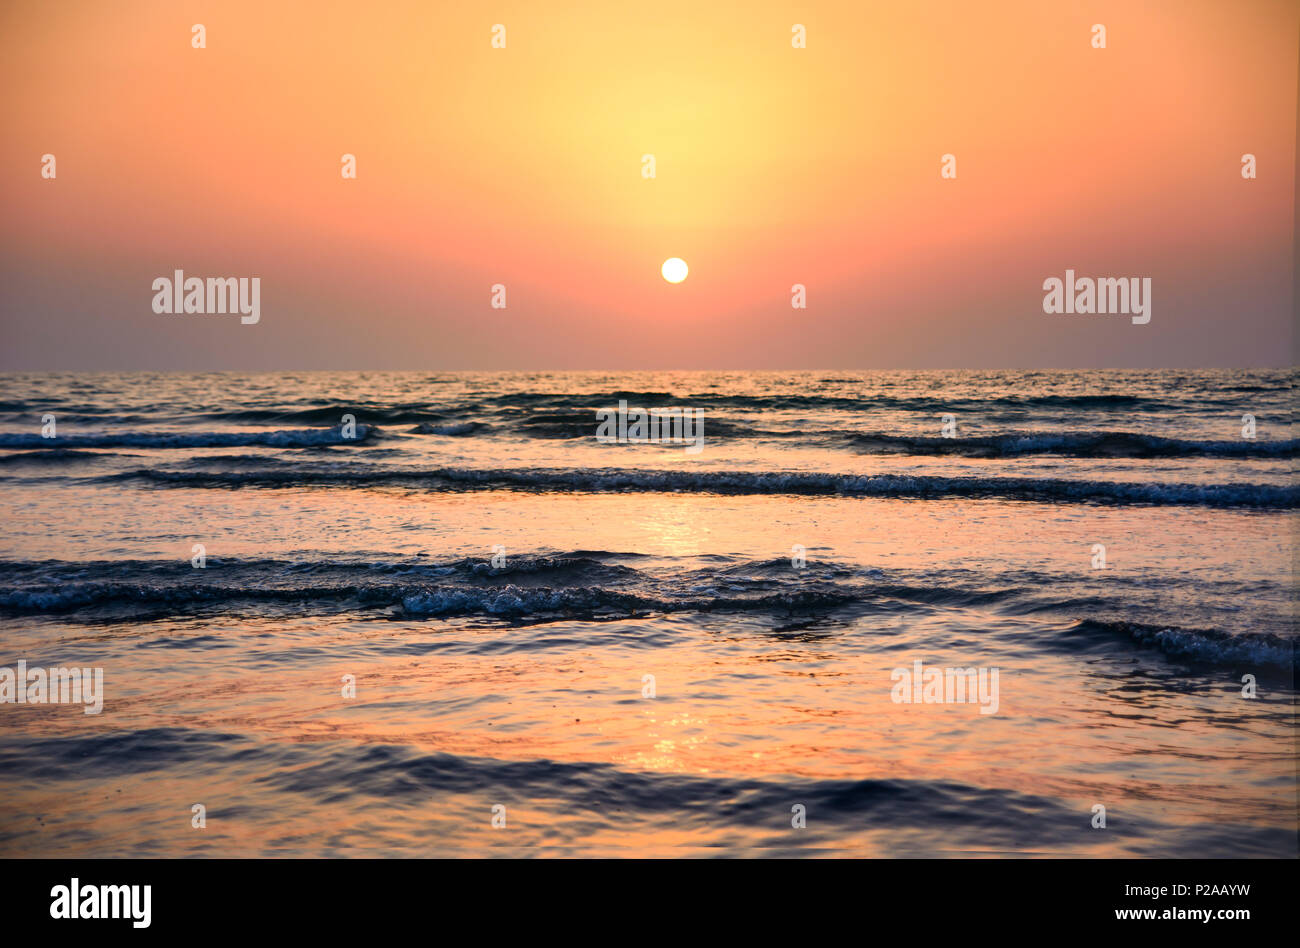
[1,0,1296,370]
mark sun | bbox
[661,257,688,283]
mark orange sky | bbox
[1,0,1296,369]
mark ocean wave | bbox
[188,406,449,425]
[4,728,1290,856]
[0,581,396,612]
[100,465,1300,508]
[408,422,489,436]
[0,553,1023,619]
[848,431,1298,458]
[507,411,750,440]
[16,578,1286,668]
[1072,619,1295,670]
[0,553,634,581]
[0,448,125,465]
[0,727,1108,846]
[0,424,380,449]
[0,554,646,611]
[0,577,860,618]
[469,390,1169,412]
[397,584,864,617]
[2,556,1291,673]
[80,390,1250,424]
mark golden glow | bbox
[0,0,1293,369]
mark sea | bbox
[0,368,1294,856]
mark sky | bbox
[1,0,1296,370]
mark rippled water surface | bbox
[0,370,1294,856]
